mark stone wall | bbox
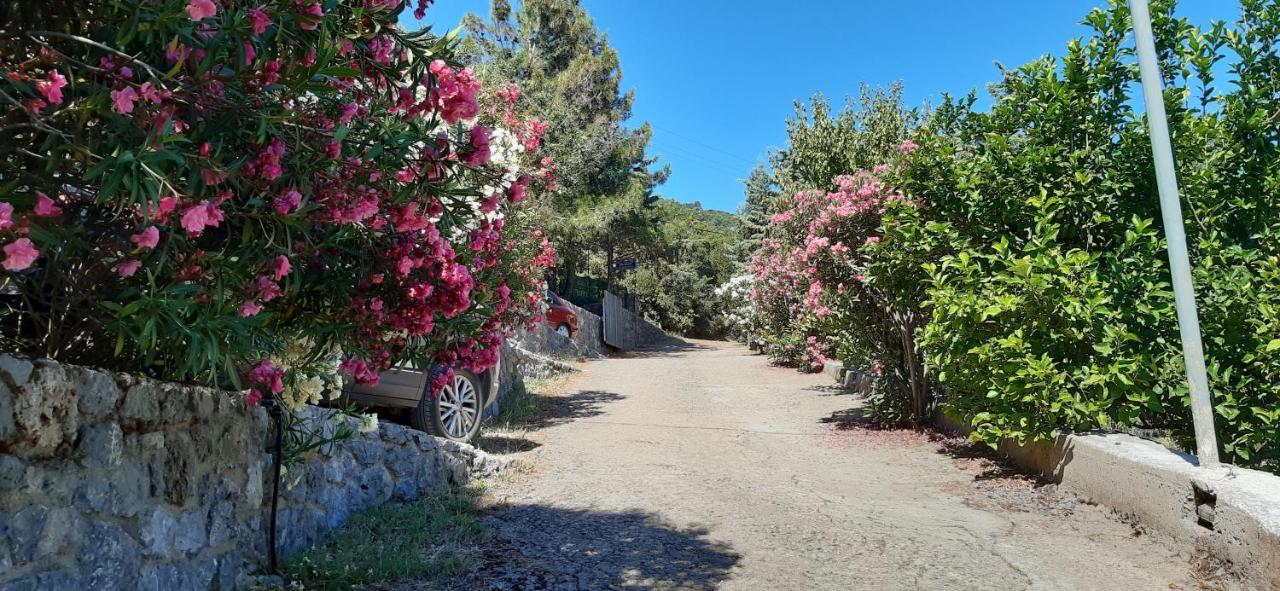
[0,355,502,591]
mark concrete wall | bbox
[0,355,502,591]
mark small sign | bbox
[615,258,638,270]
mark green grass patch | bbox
[282,490,490,590]
[489,382,552,430]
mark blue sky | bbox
[409,1,1237,213]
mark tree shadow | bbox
[609,336,712,359]
[442,505,740,590]
[804,384,852,397]
[933,436,1057,486]
[474,434,541,454]
[494,389,626,432]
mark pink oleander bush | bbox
[0,0,555,409]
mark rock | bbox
[161,431,197,505]
[0,455,25,491]
[77,422,124,467]
[173,510,207,556]
[138,563,185,591]
[35,569,84,590]
[385,444,417,476]
[347,440,385,464]
[0,382,14,446]
[7,505,76,563]
[0,355,33,387]
[69,367,120,420]
[10,360,77,457]
[244,457,265,509]
[82,521,141,591]
[120,382,160,428]
[354,465,393,508]
[139,507,177,557]
[0,576,38,591]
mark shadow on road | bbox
[475,434,542,454]
[611,336,713,359]
[446,505,740,590]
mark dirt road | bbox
[459,339,1205,590]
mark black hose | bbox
[267,399,283,574]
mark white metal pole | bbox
[1128,0,1219,467]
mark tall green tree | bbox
[461,0,666,299]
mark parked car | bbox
[342,358,500,443]
[545,290,579,338]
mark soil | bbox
[425,339,1226,590]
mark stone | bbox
[161,431,197,505]
[7,505,75,563]
[120,382,161,427]
[138,563,185,591]
[139,507,177,557]
[189,388,216,417]
[353,465,393,509]
[82,521,141,591]
[0,355,33,387]
[0,576,38,591]
[347,440,385,464]
[173,510,208,556]
[158,384,192,425]
[77,422,124,467]
[206,501,235,548]
[392,477,420,502]
[69,367,120,420]
[244,457,265,509]
[385,444,417,476]
[73,462,148,517]
[35,570,83,590]
[0,455,25,491]
[0,382,14,446]
[10,360,77,457]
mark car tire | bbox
[555,323,572,338]
[410,369,483,443]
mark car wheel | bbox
[555,323,572,338]
[411,370,483,443]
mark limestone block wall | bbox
[0,355,501,591]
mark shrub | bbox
[892,0,1279,468]
[0,1,554,413]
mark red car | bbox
[545,291,579,338]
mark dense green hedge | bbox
[884,0,1279,469]
[752,0,1278,472]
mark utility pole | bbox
[1129,0,1220,467]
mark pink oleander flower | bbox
[131,226,160,249]
[186,0,217,21]
[247,7,271,35]
[35,70,68,106]
[34,192,63,216]
[238,300,263,317]
[110,86,138,114]
[297,1,323,30]
[274,189,302,214]
[0,202,12,229]
[465,125,491,167]
[244,389,263,407]
[271,255,291,280]
[3,238,39,271]
[116,259,142,277]
[248,360,284,394]
[180,200,224,236]
[899,139,918,154]
[138,82,162,104]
